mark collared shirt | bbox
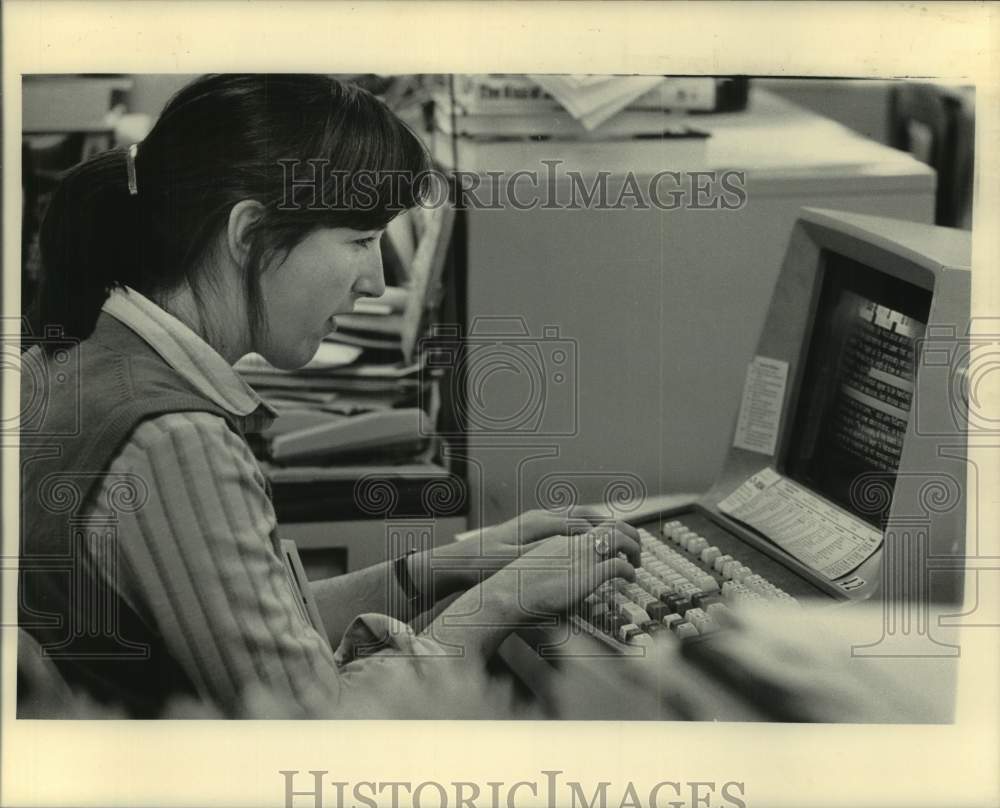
[86,288,341,715]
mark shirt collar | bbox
[102,286,278,425]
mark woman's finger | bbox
[604,518,640,543]
[563,518,601,535]
[588,523,641,568]
[595,557,636,586]
[565,507,610,528]
[517,511,585,544]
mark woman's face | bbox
[256,226,386,369]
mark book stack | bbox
[235,336,425,418]
[319,286,411,355]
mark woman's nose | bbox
[354,248,386,299]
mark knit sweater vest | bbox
[19,313,242,717]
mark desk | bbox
[447,89,935,527]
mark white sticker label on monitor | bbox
[733,356,789,455]
[718,468,883,580]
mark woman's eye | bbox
[354,237,378,249]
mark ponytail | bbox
[36,147,142,344]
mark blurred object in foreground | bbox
[506,601,957,723]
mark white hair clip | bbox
[126,143,139,196]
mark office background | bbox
[20,74,976,564]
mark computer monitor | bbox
[698,207,971,606]
[510,207,971,717]
[784,250,933,527]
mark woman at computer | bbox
[20,74,639,718]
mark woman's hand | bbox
[496,527,640,619]
[415,508,641,596]
[420,524,640,664]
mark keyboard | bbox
[578,518,802,648]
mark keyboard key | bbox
[693,592,722,609]
[618,623,641,643]
[713,554,734,573]
[700,546,722,566]
[661,521,681,539]
[626,590,650,606]
[665,594,693,614]
[649,582,670,600]
[662,613,683,629]
[721,560,741,579]
[687,536,708,555]
[673,622,699,640]
[620,603,651,626]
[638,578,659,596]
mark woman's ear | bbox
[226,200,265,266]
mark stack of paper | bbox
[237,340,433,464]
[528,75,666,130]
[430,74,719,139]
[428,75,714,170]
[236,345,425,411]
[264,408,427,465]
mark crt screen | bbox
[784,250,932,526]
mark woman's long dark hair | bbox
[35,74,431,346]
